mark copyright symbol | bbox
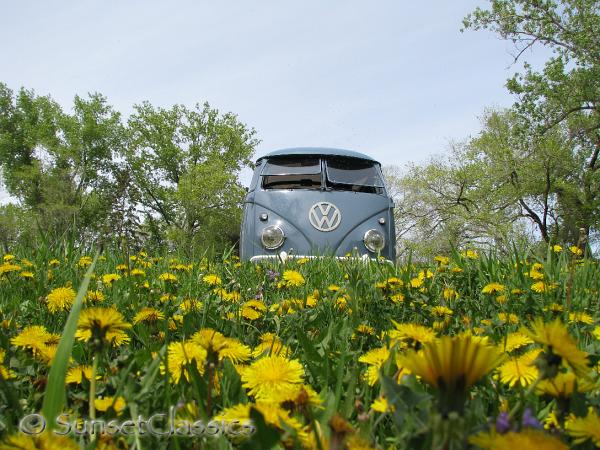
[19,414,46,435]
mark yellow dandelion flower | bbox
[94,396,126,414]
[359,347,391,386]
[48,258,60,267]
[552,245,562,253]
[531,281,558,293]
[0,433,80,450]
[85,290,105,302]
[102,273,121,286]
[536,371,594,398]
[497,349,541,387]
[528,268,545,280]
[398,336,504,413]
[202,274,222,286]
[434,255,449,265]
[345,435,375,450]
[191,328,251,364]
[502,332,533,353]
[482,282,505,294]
[305,291,318,307]
[170,263,193,272]
[390,293,405,303]
[11,325,52,355]
[461,249,479,259]
[281,270,305,287]
[252,333,291,358]
[180,298,203,313]
[47,286,77,313]
[0,349,14,379]
[77,256,93,268]
[375,281,388,290]
[356,324,375,335]
[432,320,450,332]
[160,293,176,302]
[0,263,22,277]
[522,318,589,378]
[387,277,404,287]
[165,340,207,384]
[565,407,600,446]
[569,312,594,325]
[227,291,241,302]
[497,313,519,325]
[469,428,568,450]
[65,365,93,384]
[241,300,266,320]
[159,272,178,282]
[133,307,165,324]
[431,305,453,317]
[36,343,59,366]
[443,288,459,300]
[130,268,146,277]
[409,277,423,288]
[214,401,304,440]
[569,246,583,256]
[371,396,393,413]
[241,355,304,402]
[418,269,433,280]
[544,410,561,431]
[75,307,131,349]
[389,321,436,348]
[544,302,564,313]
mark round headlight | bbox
[364,229,385,252]
[261,225,285,250]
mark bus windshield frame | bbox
[261,156,385,194]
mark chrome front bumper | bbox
[249,253,393,264]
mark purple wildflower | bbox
[522,408,542,429]
[495,412,510,433]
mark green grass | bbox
[0,247,599,449]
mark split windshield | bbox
[261,156,384,193]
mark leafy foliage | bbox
[0,84,258,254]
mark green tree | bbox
[126,101,258,253]
[384,140,532,259]
[0,83,125,247]
[467,109,579,243]
[464,0,600,246]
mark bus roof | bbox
[257,147,378,163]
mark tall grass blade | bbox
[41,254,98,428]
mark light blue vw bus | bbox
[239,147,396,262]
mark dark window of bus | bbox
[325,158,384,193]
[262,157,322,190]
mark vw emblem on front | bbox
[308,202,342,232]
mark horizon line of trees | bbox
[0,83,259,255]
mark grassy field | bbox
[0,246,599,449]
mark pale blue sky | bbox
[0,1,545,202]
